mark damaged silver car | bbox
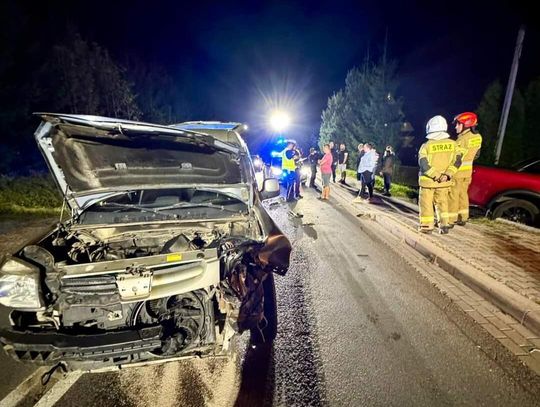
[0,114,291,371]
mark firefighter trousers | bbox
[419,187,450,230]
[448,177,471,224]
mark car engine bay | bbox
[2,219,288,367]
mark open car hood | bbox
[34,114,247,214]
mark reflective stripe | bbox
[458,165,473,171]
[440,212,449,218]
[448,212,457,217]
[468,137,482,148]
[420,216,434,222]
[281,150,296,171]
[458,209,469,214]
[462,161,473,166]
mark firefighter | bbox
[418,115,462,234]
[448,112,482,227]
[281,140,298,201]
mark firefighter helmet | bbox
[426,115,448,134]
[453,112,478,128]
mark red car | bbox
[469,158,540,226]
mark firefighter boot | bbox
[418,187,435,232]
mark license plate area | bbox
[116,270,152,300]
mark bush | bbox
[0,176,62,215]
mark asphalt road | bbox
[1,192,539,406]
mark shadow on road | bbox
[234,343,275,407]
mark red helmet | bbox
[453,112,478,128]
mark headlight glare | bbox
[271,167,282,176]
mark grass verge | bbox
[0,176,62,216]
[344,170,418,200]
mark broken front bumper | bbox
[0,326,162,365]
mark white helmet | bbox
[426,115,448,134]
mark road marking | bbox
[33,372,83,407]
[0,367,48,407]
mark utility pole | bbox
[494,25,526,165]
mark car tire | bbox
[250,273,278,344]
[491,199,539,226]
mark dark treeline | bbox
[0,6,193,175]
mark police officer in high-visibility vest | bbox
[418,115,462,234]
[281,140,298,201]
[448,112,482,227]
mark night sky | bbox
[3,0,539,144]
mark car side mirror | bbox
[260,178,280,200]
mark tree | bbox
[319,53,404,156]
[125,59,191,124]
[358,59,404,149]
[44,33,140,119]
[319,90,348,146]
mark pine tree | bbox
[319,53,404,155]
[358,59,404,149]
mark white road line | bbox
[33,372,83,407]
[0,367,48,407]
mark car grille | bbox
[61,275,118,296]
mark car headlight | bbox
[0,256,43,310]
[301,167,310,176]
[253,158,263,168]
[271,167,283,176]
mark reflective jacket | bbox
[454,129,482,179]
[281,149,296,171]
[418,137,461,188]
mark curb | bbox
[324,179,540,337]
[495,218,540,234]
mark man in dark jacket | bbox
[308,147,319,188]
[337,143,349,184]
[355,143,365,193]
[329,141,339,182]
[380,145,395,196]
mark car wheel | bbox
[491,199,539,226]
[250,273,278,344]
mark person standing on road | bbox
[293,146,303,199]
[308,147,319,188]
[281,140,298,202]
[329,141,339,183]
[356,143,365,191]
[353,143,378,203]
[380,145,395,196]
[448,112,482,227]
[418,115,462,234]
[318,144,333,200]
[337,143,349,184]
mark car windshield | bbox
[78,188,248,224]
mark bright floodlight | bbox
[269,111,291,132]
